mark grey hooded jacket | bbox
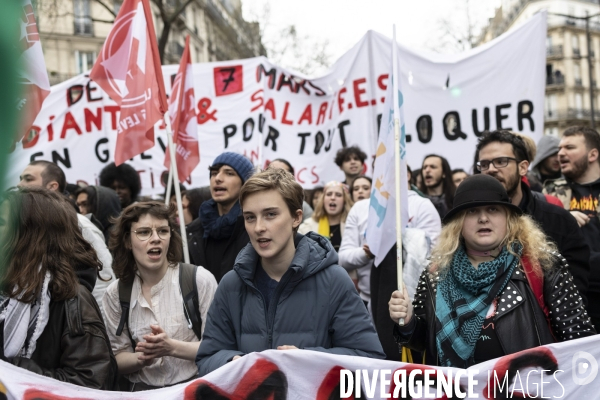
[528,135,560,190]
[196,232,385,375]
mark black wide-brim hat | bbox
[442,174,523,224]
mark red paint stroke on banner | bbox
[184,358,287,400]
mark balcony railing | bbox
[547,45,563,58]
[547,75,565,85]
[545,108,600,121]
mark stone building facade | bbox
[35,0,265,85]
[479,0,600,136]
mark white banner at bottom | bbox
[2,334,600,399]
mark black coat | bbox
[519,181,591,305]
[1,284,118,389]
[394,254,596,367]
[187,215,249,282]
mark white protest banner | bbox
[5,12,545,196]
[2,335,600,399]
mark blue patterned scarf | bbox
[200,199,241,240]
[435,244,521,367]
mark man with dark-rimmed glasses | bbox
[476,130,591,305]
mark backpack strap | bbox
[116,279,136,349]
[179,263,203,340]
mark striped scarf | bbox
[435,244,521,367]
[0,270,52,359]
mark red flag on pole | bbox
[17,0,50,141]
[90,0,167,165]
[164,36,199,182]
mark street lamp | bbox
[550,11,600,128]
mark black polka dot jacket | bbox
[393,251,596,367]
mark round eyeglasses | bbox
[131,227,172,241]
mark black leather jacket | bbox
[1,284,118,389]
[394,252,596,367]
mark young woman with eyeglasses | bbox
[102,201,217,391]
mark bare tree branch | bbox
[93,0,116,18]
[91,17,115,23]
[165,0,195,25]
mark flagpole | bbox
[163,115,190,264]
[392,25,404,326]
[165,167,174,205]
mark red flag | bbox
[90,0,167,165]
[164,36,199,182]
[17,0,50,141]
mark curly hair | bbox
[311,182,354,223]
[1,188,101,303]
[476,130,530,163]
[109,201,183,285]
[99,162,141,201]
[334,145,367,167]
[429,207,558,276]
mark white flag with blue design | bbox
[366,42,409,267]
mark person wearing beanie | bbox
[187,152,255,282]
[528,135,562,191]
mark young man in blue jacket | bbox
[196,168,385,375]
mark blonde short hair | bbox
[239,168,304,230]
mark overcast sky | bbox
[242,0,502,75]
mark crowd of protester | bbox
[1,127,599,390]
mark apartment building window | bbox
[113,0,122,14]
[574,63,582,86]
[75,50,95,74]
[575,93,583,118]
[572,35,580,57]
[74,0,93,35]
[545,127,559,137]
[545,94,557,118]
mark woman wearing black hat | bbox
[389,174,595,367]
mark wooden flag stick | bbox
[163,114,190,264]
[165,167,174,206]
[392,25,404,326]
